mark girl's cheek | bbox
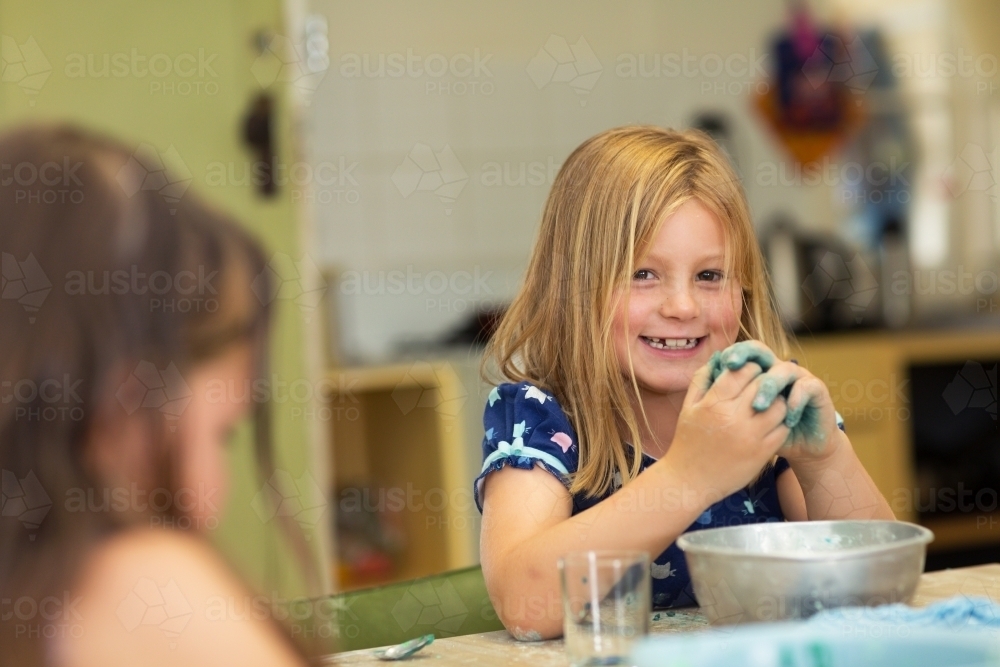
[703,288,742,340]
[177,404,230,526]
[610,289,639,341]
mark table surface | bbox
[324,563,1000,666]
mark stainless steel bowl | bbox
[676,520,934,625]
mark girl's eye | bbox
[697,270,723,282]
[633,269,655,281]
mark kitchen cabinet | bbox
[325,357,486,590]
[795,326,1000,553]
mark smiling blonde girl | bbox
[475,126,893,640]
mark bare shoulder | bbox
[77,527,228,587]
[58,528,306,667]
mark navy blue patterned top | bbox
[473,381,792,609]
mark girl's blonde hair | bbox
[483,125,789,498]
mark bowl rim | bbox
[676,520,935,561]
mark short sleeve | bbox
[473,382,579,513]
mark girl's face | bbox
[612,198,742,396]
[86,343,253,529]
[176,342,254,529]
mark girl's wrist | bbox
[652,448,727,515]
[785,428,852,479]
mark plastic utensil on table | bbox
[373,634,434,661]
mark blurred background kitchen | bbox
[2,0,997,611]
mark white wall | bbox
[824,0,1000,317]
[306,0,841,362]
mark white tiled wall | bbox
[305,0,837,363]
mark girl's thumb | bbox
[685,358,715,405]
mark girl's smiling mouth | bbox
[640,335,706,355]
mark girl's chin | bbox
[634,371,696,396]
[633,357,708,394]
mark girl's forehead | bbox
[656,198,722,228]
[640,200,728,257]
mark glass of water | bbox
[559,551,651,667]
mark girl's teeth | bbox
[644,337,698,350]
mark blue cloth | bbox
[473,381,792,609]
[809,595,1000,632]
[631,622,999,667]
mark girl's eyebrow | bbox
[638,250,726,265]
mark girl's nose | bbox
[659,284,699,320]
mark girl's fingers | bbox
[756,395,791,453]
[746,361,808,412]
[764,418,793,451]
[708,361,765,402]
[720,341,777,375]
[756,391,789,430]
[784,376,828,430]
[685,358,716,405]
[706,350,725,385]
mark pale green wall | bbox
[0,0,324,596]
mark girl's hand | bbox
[742,350,843,463]
[663,351,790,500]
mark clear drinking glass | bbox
[559,551,651,667]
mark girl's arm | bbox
[480,456,706,639]
[778,429,895,521]
[480,361,790,640]
[752,354,895,522]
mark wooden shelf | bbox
[795,328,1000,528]
[323,362,478,591]
[923,512,1000,552]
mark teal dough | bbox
[706,341,826,449]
